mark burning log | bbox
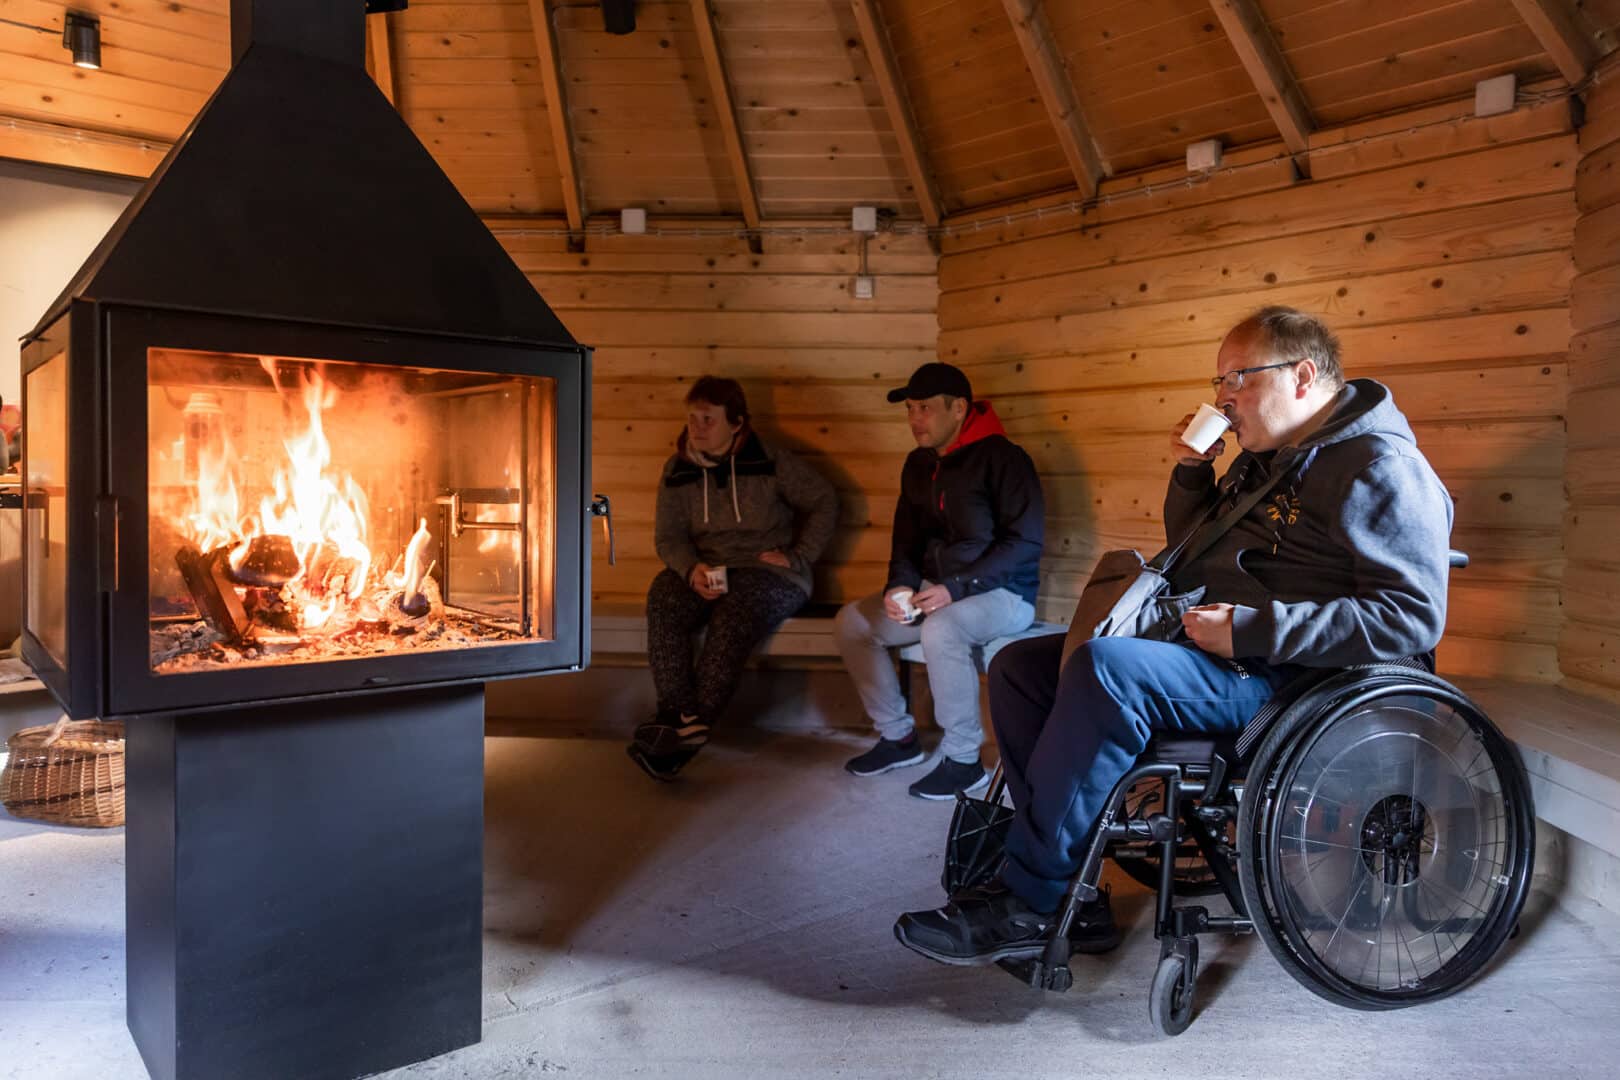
[175,544,252,644]
[384,576,443,630]
[227,534,300,587]
[305,540,362,599]
[242,586,298,633]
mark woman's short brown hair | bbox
[686,375,750,425]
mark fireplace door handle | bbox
[95,494,120,592]
[589,494,615,565]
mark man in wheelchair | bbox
[894,306,1457,966]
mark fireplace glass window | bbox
[25,348,70,669]
[147,348,555,674]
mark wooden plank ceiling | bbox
[1,0,1616,218]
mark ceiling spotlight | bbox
[63,11,100,70]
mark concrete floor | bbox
[3,729,1619,1080]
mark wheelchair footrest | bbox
[995,955,1074,992]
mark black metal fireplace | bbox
[18,3,594,1078]
[22,309,586,717]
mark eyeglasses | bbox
[1210,360,1302,394]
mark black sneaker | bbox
[1063,886,1122,955]
[894,878,1053,965]
[844,733,925,776]
[908,756,989,800]
[632,710,709,757]
[626,743,694,783]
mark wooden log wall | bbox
[1563,53,1620,701]
[936,99,1578,683]
[490,225,939,609]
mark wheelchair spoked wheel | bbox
[1238,667,1535,1010]
[1111,779,1226,898]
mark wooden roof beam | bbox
[365,11,398,106]
[690,0,762,232]
[527,0,587,235]
[1001,0,1105,198]
[1209,0,1314,175]
[1508,0,1601,85]
[850,0,942,226]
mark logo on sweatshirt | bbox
[1265,492,1301,528]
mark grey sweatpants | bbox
[834,587,1034,763]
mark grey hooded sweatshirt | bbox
[1164,379,1453,668]
[654,427,838,596]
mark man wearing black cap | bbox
[834,362,1045,799]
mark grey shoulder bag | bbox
[1058,464,1296,670]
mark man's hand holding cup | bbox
[885,587,922,624]
[1173,403,1231,467]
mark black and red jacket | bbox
[885,401,1044,606]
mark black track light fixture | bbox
[63,11,100,70]
[602,0,635,35]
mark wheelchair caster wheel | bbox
[1149,954,1196,1036]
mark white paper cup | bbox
[1180,402,1232,454]
[704,566,729,593]
[889,587,921,623]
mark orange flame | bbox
[184,437,241,553]
[247,365,373,605]
[173,361,432,635]
[402,517,432,607]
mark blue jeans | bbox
[988,634,1299,912]
[835,588,1035,764]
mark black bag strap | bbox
[1147,457,1299,575]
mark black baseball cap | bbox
[886,362,973,404]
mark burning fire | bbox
[236,364,373,605]
[399,518,434,615]
[173,362,436,638]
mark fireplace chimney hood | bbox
[21,0,593,722]
[30,0,573,347]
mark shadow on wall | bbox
[744,377,884,606]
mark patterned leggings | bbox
[645,566,809,722]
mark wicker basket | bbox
[1,718,126,828]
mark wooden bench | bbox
[591,601,1065,709]
[592,601,847,660]
[1453,677,1620,870]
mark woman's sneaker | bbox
[845,733,925,776]
[626,743,693,783]
[632,710,710,756]
[908,756,990,800]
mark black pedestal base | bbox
[126,685,485,1080]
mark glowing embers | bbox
[150,355,522,672]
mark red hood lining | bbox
[942,400,1005,455]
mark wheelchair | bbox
[941,552,1536,1036]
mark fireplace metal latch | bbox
[589,494,615,565]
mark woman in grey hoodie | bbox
[629,376,838,781]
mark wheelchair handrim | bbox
[1251,678,1534,1008]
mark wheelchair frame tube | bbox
[1181,803,1248,920]
[1065,761,1182,906]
